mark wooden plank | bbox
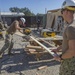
[26,45,44,50]
[37,65,47,70]
[25,49,48,54]
[29,51,48,54]
[28,49,36,52]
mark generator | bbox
[41,29,60,38]
[23,28,31,35]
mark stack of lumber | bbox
[25,39,55,60]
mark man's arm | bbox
[17,27,23,34]
[52,40,75,61]
[15,23,23,34]
[62,40,75,59]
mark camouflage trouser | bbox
[0,34,14,54]
[59,57,75,75]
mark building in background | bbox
[0,12,45,27]
[0,12,25,26]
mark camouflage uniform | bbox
[0,21,4,30]
[0,33,13,54]
[0,21,4,39]
[59,57,75,75]
[0,20,19,54]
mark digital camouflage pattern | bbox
[0,22,4,30]
[0,34,14,54]
[59,57,75,75]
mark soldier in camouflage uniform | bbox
[52,0,75,75]
[0,18,26,58]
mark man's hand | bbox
[19,29,23,34]
[53,53,61,62]
[51,48,58,53]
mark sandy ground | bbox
[0,30,60,75]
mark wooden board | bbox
[26,45,43,50]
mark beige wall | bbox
[46,10,62,29]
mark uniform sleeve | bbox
[14,20,19,25]
[14,20,19,28]
[67,26,75,40]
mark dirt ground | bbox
[0,30,60,75]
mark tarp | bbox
[46,10,62,30]
[46,13,55,29]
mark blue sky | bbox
[0,0,64,14]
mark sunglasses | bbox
[61,9,75,14]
